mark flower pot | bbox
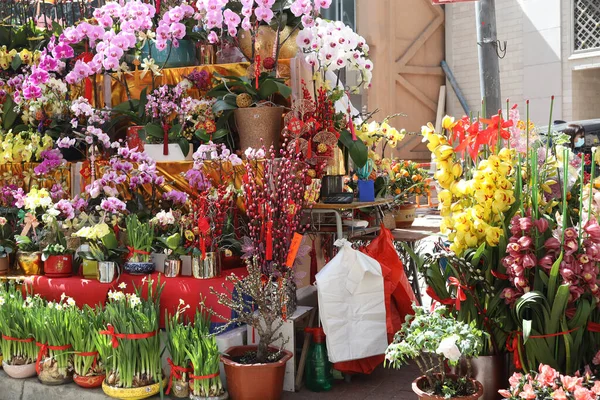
[102,379,165,400]
[192,252,221,279]
[164,259,182,278]
[412,374,483,400]
[16,251,43,275]
[0,255,9,275]
[74,373,105,388]
[238,26,299,61]
[189,390,229,400]
[99,261,118,283]
[2,361,37,379]
[144,143,193,162]
[44,254,73,278]
[123,262,155,275]
[221,346,293,400]
[140,40,197,68]
[82,259,98,279]
[170,377,189,398]
[234,107,283,152]
[37,356,74,385]
[126,126,145,152]
[395,203,416,228]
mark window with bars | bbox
[574,0,600,52]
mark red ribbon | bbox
[2,334,34,343]
[588,322,600,333]
[36,342,72,374]
[491,269,509,280]
[426,286,453,312]
[189,371,220,381]
[126,246,151,261]
[99,324,158,349]
[75,351,99,369]
[255,54,261,90]
[506,327,581,370]
[265,221,273,261]
[346,93,357,141]
[166,358,192,395]
[448,277,468,311]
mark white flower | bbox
[128,294,141,308]
[179,298,185,306]
[60,293,67,301]
[55,304,63,311]
[118,282,127,289]
[0,296,5,306]
[436,335,462,363]
[66,298,76,307]
[47,302,54,309]
[152,210,175,226]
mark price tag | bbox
[285,233,304,268]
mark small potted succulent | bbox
[71,305,106,388]
[0,284,40,379]
[385,305,485,400]
[123,215,155,275]
[208,72,292,152]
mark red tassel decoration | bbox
[309,240,317,285]
[265,221,273,261]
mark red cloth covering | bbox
[333,226,417,375]
[23,268,247,328]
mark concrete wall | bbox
[572,68,600,120]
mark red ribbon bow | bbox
[36,342,72,375]
[126,247,151,261]
[75,351,99,369]
[166,358,192,395]
[189,371,220,382]
[425,286,454,312]
[448,277,468,310]
[99,324,158,349]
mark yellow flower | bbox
[434,145,454,162]
[451,163,463,179]
[438,190,453,206]
[485,226,503,246]
[442,115,456,130]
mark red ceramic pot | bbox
[74,374,105,388]
[44,254,73,278]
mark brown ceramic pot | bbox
[221,345,292,400]
[412,374,483,400]
[234,106,283,152]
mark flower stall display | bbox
[75,222,124,282]
[0,283,40,379]
[100,279,164,399]
[385,306,485,400]
[123,214,155,275]
[388,160,430,228]
[208,71,292,152]
[31,296,77,385]
[71,305,106,388]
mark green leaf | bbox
[169,123,182,137]
[144,123,164,139]
[212,129,229,140]
[11,54,22,70]
[339,130,368,168]
[51,22,63,36]
[258,79,279,99]
[178,138,190,157]
[522,319,532,344]
[194,129,211,142]
[138,87,148,119]
[275,81,292,98]
[2,95,17,130]
[547,251,563,305]
[213,99,238,113]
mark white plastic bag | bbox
[315,239,388,363]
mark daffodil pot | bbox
[99,261,118,283]
[102,378,165,400]
[37,356,74,385]
[144,143,193,162]
[170,376,189,398]
[140,40,197,68]
[412,374,483,400]
[357,179,375,202]
[123,261,155,275]
[44,254,73,278]
[192,252,221,279]
[395,203,416,228]
[73,373,106,388]
[189,389,229,400]
[0,254,9,275]
[16,251,43,275]
[164,259,182,278]
[2,361,37,379]
[82,259,99,280]
[221,346,293,400]
[234,106,283,153]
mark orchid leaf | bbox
[522,319,532,344]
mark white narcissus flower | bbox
[436,335,461,363]
[67,298,76,307]
[118,282,127,289]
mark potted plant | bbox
[157,232,186,278]
[186,309,227,400]
[385,306,485,400]
[71,305,106,388]
[0,238,14,276]
[100,278,165,399]
[165,303,192,398]
[389,160,429,228]
[41,221,74,278]
[123,215,155,275]
[31,296,77,385]
[0,283,39,379]
[75,223,123,283]
[15,235,42,275]
[208,72,292,152]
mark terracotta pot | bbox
[44,254,73,278]
[412,374,483,400]
[126,126,145,152]
[395,203,416,228]
[17,251,43,275]
[221,345,293,400]
[2,361,37,379]
[74,373,105,388]
[0,255,9,275]
[234,107,283,152]
[102,378,165,400]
